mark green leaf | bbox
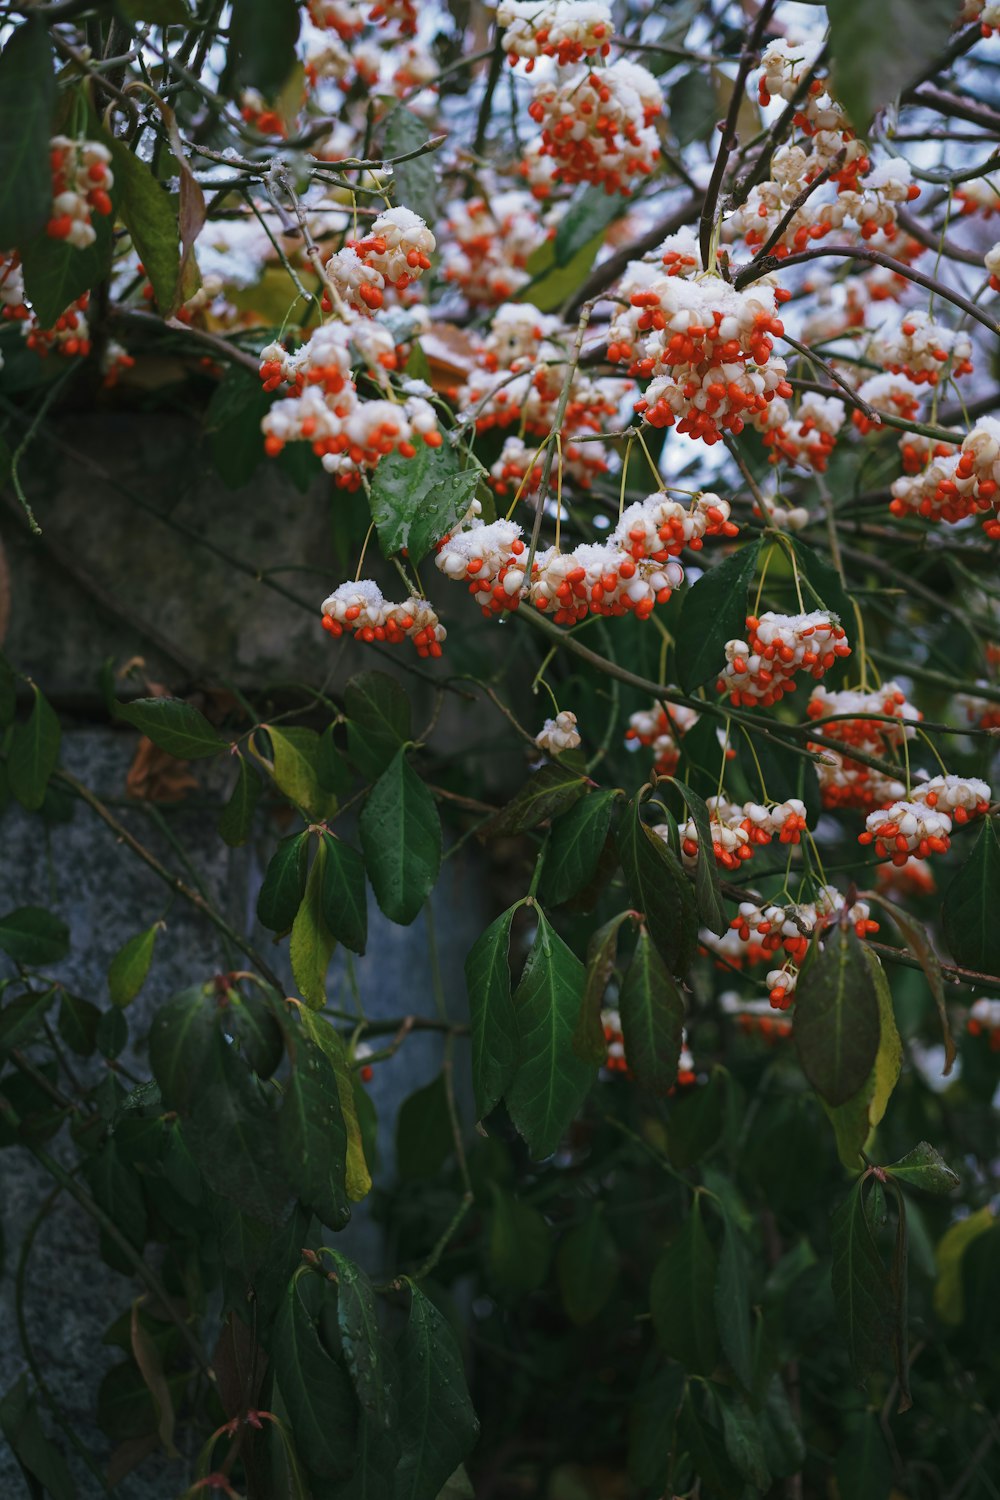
[759,1374,806,1480]
[668,1064,727,1168]
[257,831,310,934]
[488,1184,552,1296]
[368,443,479,566]
[84,1140,147,1251]
[554,184,631,265]
[114,696,225,759]
[0,906,68,966]
[485,762,588,837]
[867,889,954,1073]
[290,839,336,1009]
[829,0,955,133]
[671,69,718,146]
[616,797,697,978]
[204,365,270,489]
[320,832,368,956]
[360,751,441,926]
[183,1038,287,1223]
[8,683,61,811]
[109,139,181,313]
[392,1280,479,1500]
[464,904,519,1119]
[712,1199,754,1389]
[319,1250,394,1435]
[942,817,1000,979]
[228,0,301,97]
[506,911,595,1158]
[385,108,438,225]
[835,1413,892,1500]
[556,1209,618,1325]
[345,670,412,776]
[627,1360,685,1493]
[279,1005,353,1229]
[867,948,902,1129]
[675,540,761,693]
[887,1142,960,1196]
[218,753,261,846]
[539,788,619,907]
[57,992,100,1056]
[148,983,219,1113]
[0,20,56,248]
[228,986,284,1079]
[738,725,820,830]
[934,1205,994,1324]
[650,1194,718,1374]
[0,652,16,729]
[793,923,881,1107]
[789,537,855,686]
[272,1273,358,1479]
[717,1388,771,1491]
[668,778,727,936]
[575,910,633,1067]
[97,1007,128,1061]
[267,725,338,821]
[108,924,159,1008]
[0,988,58,1055]
[618,928,684,1096]
[831,1177,893,1385]
[519,225,609,313]
[0,1375,74,1500]
[396,1073,454,1182]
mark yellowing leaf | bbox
[934,1207,994,1325]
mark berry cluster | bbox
[320,580,445,656]
[879,311,973,386]
[859,775,990,864]
[498,1,612,69]
[624,701,699,777]
[806,682,918,810]
[610,270,792,447]
[325,207,435,313]
[667,795,809,872]
[440,191,545,305]
[521,61,664,198]
[728,887,879,1007]
[534,711,581,754]
[851,372,924,433]
[889,417,1000,537]
[718,612,851,708]
[47,136,113,249]
[757,391,846,472]
[967,998,1000,1050]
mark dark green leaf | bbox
[108,924,159,1008]
[321,832,368,955]
[290,838,335,1009]
[887,1141,960,1196]
[228,0,301,97]
[148,983,219,1113]
[868,889,954,1072]
[267,725,338,821]
[554,184,630,264]
[97,1007,128,1061]
[718,1387,771,1490]
[227,986,284,1079]
[368,443,479,566]
[942,817,1000,980]
[677,1386,743,1500]
[360,751,441,926]
[759,1374,806,1479]
[85,1140,147,1250]
[204,365,270,489]
[671,70,718,146]
[183,1038,287,1223]
[794,923,880,1106]
[114,697,225,759]
[738,725,820,829]
[619,928,684,1095]
[57,992,100,1056]
[258,831,310,934]
[464,904,519,1119]
[8,684,61,811]
[0,21,56,247]
[0,988,58,1055]
[539,788,619,906]
[650,1195,718,1374]
[831,1177,893,1385]
[488,1184,552,1296]
[669,778,727,936]
[668,1064,727,1167]
[0,653,16,729]
[506,911,595,1158]
[344,670,411,777]
[279,1005,352,1229]
[575,910,633,1067]
[396,1073,454,1182]
[321,1250,395,1444]
[392,1280,479,1500]
[626,1358,685,1492]
[485,762,588,837]
[272,1273,358,1479]
[676,540,761,693]
[829,0,955,132]
[219,753,261,846]
[0,906,68,965]
[712,1199,754,1389]
[385,108,438,225]
[0,1374,74,1500]
[556,1209,618,1324]
[109,139,181,313]
[616,797,698,978]
[835,1412,892,1500]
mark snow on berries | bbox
[624,701,699,776]
[47,136,113,249]
[757,391,846,473]
[498,1,612,69]
[320,580,445,656]
[534,711,581,754]
[858,776,989,865]
[718,612,851,708]
[987,242,1000,291]
[806,682,919,810]
[440,191,545,305]
[889,417,1000,537]
[325,207,435,313]
[879,311,973,386]
[521,61,664,198]
[611,271,793,447]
